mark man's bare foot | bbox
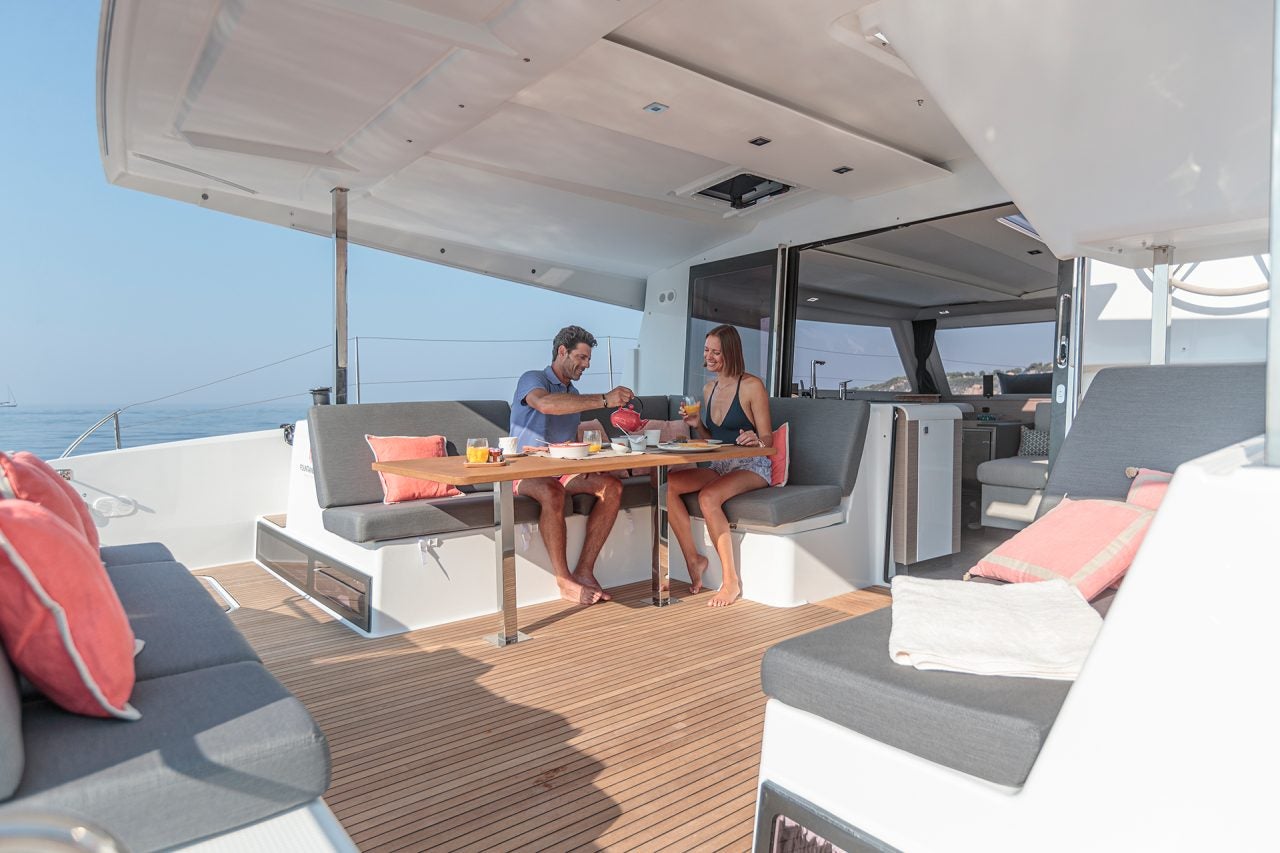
[707,581,741,607]
[687,554,709,594]
[572,570,612,601]
[558,577,603,605]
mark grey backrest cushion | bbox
[1042,363,1264,513]
[769,398,871,495]
[0,656,22,799]
[1034,401,1051,431]
[309,401,512,508]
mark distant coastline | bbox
[1,404,307,460]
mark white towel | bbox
[888,576,1103,681]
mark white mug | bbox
[498,436,519,455]
[645,428,662,446]
[629,435,648,452]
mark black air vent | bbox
[696,173,791,210]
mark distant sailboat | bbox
[0,386,16,408]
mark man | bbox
[511,325,635,605]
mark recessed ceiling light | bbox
[832,166,853,174]
[643,102,669,113]
[748,136,772,146]
[806,297,820,303]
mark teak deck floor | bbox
[201,562,890,852]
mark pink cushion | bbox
[0,451,92,544]
[1125,467,1173,511]
[14,452,98,550]
[770,422,790,487]
[0,501,138,719]
[365,435,463,503]
[967,497,1154,600]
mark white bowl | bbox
[549,442,590,459]
[610,441,630,454]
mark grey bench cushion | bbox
[1041,363,1264,514]
[107,561,259,682]
[309,400,512,508]
[571,475,655,516]
[322,492,568,542]
[977,456,1049,490]
[100,541,175,567]
[0,660,20,800]
[761,609,1069,786]
[683,484,844,526]
[3,660,329,853]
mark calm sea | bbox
[0,405,308,461]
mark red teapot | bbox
[609,398,648,434]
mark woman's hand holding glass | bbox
[679,395,701,426]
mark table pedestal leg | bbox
[651,465,678,606]
[485,480,527,646]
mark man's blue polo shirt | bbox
[511,365,581,447]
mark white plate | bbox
[656,442,720,453]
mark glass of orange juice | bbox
[680,395,701,418]
[583,429,603,454]
[466,437,489,463]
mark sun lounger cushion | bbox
[106,561,259,682]
[1,660,329,853]
[1041,363,1264,513]
[99,541,175,567]
[761,609,1070,786]
[322,492,569,542]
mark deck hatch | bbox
[696,173,791,209]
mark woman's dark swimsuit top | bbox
[703,376,755,444]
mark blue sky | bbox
[0,4,641,408]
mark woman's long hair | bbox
[706,324,746,377]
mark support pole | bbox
[1268,0,1280,465]
[332,187,349,405]
[1150,246,1173,365]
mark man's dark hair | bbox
[552,325,597,360]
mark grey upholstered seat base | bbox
[2,661,329,853]
[761,609,1070,787]
[107,561,260,682]
[571,475,655,516]
[977,456,1049,490]
[100,541,175,567]
[682,484,843,526]
[322,493,569,542]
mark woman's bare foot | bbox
[558,576,603,605]
[687,554,709,594]
[572,570,612,601]
[707,580,741,607]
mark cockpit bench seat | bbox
[761,608,1069,786]
[0,544,330,852]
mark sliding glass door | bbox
[685,248,793,396]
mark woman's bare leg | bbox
[698,470,769,607]
[666,468,719,593]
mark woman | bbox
[668,325,773,607]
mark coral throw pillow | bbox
[770,422,790,487]
[14,452,99,550]
[966,498,1154,600]
[1125,467,1173,511]
[365,435,463,503]
[0,452,92,545]
[0,501,138,719]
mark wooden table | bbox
[373,444,774,646]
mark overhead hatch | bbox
[696,173,792,210]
